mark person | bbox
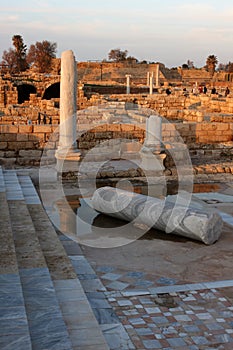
[38,112,41,125]
[211,87,216,94]
[43,112,47,124]
[225,87,230,97]
[203,86,207,94]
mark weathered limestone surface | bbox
[91,186,223,245]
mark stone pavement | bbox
[1,166,233,349]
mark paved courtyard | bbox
[1,166,233,349]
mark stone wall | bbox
[0,121,232,166]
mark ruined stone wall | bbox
[0,121,232,167]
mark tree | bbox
[226,62,233,73]
[218,63,227,71]
[108,48,128,62]
[1,48,17,73]
[187,59,194,69]
[182,63,189,69]
[1,34,28,73]
[27,40,57,73]
[206,54,218,75]
[126,56,138,63]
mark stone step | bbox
[3,170,73,350]
[18,174,110,350]
[0,167,32,350]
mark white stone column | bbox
[55,50,81,173]
[147,71,150,86]
[126,74,131,94]
[143,115,162,154]
[149,75,154,95]
[140,115,165,172]
[155,63,160,88]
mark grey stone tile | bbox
[106,281,129,291]
[61,241,83,255]
[122,290,150,297]
[69,328,108,348]
[101,323,135,349]
[102,272,122,281]
[53,278,83,290]
[60,299,93,315]
[0,291,25,308]
[31,330,72,350]
[96,266,115,273]
[0,334,32,350]
[0,306,27,321]
[167,337,187,347]
[191,336,210,345]
[69,255,96,275]
[0,317,29,336]
[86,291,106,299]
[64,312,98,330]
[19,267,50,279]
[55,288,87,302]
[0,273,21,284]
[151,316,168,324]
[81,278,106,292]
[93,308,119,324]
[88,297,111,309]
[142,339,162,349]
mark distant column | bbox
[155,63,160,88]
[147,71,150,86]
[126,74,131,94]
[149,75,154,95]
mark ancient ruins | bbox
[1,50,233,350]
[0,56,233,177]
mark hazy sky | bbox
[0,0,233,68]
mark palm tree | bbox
[206,55,218,76]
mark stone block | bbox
[0,125,18,133]
[29,133,45,142]
[17,134,29,141]
[18,125,33,133]
[33,125,52,133]
[107,124,121,132]
[19,150,42,158]
[7,142,25,150]
[0,142,7,149]
[121,124,135,132]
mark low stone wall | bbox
[0,122,232,166]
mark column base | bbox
[140,149,166,175]
[55,148,81,175]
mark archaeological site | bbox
[1,51,233,350]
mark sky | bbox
[0,0,233,68]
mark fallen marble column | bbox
[91,187,223,245]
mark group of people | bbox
[38,112,52,124]
[192,85,230,97]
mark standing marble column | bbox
[155,63,160,88]
[140,115,166,172]
[143,115,162,154]
[149,74,154,95]
[126,74,131,94]
[55,50,81,173]
[147,72,150,86]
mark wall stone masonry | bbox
[0,121,232,167]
